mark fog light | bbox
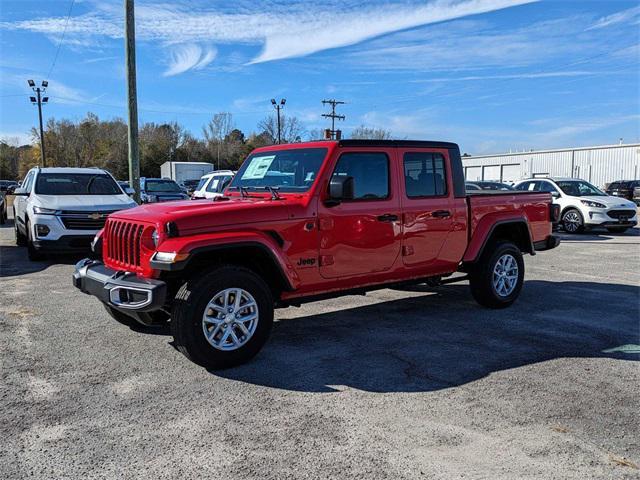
[35,224,50,237]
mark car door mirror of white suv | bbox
[551,191,560,198]
[13,188,29,196]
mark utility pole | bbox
[125,0,141,203]
[28,80,49,167]
[321,99,345,140]
[271,98,286,144]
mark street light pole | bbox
[125,0,141,203]
[271,98,286,144]
[28,80,49,167]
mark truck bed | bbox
[465,191,553,259]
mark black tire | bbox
[26,220,44,261]
[171,265,274,370]
[0,207,5,225]
[14,210,27,246]
[469,241,525,309]
[606,227,629,234]
[562,208,584,234]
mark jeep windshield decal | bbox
[229,148,327,193]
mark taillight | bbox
[550,204,560,222]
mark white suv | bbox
[514,177,637,234]
[191,170,235,199]
[13,167,137,260]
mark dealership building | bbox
[462,143,640,188]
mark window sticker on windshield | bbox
[242,155,275,180]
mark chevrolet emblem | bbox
[88,212,102,220]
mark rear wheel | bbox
[606,227,629,234]
[562,208,584,234]
[469,241,524,309]
[171,265,274,370]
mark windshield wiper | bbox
[253,186,282,200]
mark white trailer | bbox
[160,162,214,183]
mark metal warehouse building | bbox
[462,143,640,188]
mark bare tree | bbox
[257,114,306,144]
[351,125,392,140]
[203,113,234,169]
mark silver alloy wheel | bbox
[563,211,581,232]
[202,288,259,351]
[492,253,519,297]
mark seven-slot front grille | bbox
[105,219,145,268]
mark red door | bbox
[399,148,455,271]
[318,149,402,279]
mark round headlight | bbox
[151,229,159,247]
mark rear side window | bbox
[403,152,447,197]
[331,152,389,200]
[536,181,558,193]
[516,181,536,191]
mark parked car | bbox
[0,180,19,193]
[74,139,559,370]
[13,167,137,260]
[191,170,235,199]
[606,180,640,205]
[634,185,640,205]
[139,177,190,203]
[514,177,637,234]
[0,191,6,224]
[466,181,514,191]
[117,181,135,197]
[179,179,201,196]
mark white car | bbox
[13,167,137,260]
[191,170,235,199]
[514,177,637,234]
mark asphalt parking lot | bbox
[1,211,638,479]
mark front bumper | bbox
[73,259,167,314]
[533,234,561,252]
[33,235,95,253]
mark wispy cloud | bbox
[163,44,217,77]
[586,5,640,31]
[1,0,538,66]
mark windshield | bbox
[556,180,606,197]
[206,175,232,193]
[196,177,208,191]
[35,173,121,195]
[145,180,182,193]
[229,148,327,193]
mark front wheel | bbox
[171,265,274,370]
[562,208,584,234]
[14,210,27,246]
[469,241,525,309]
[26,220,44,261]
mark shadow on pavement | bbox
[0,218,90,277]
[212,280,639,393]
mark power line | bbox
[46,0,76,79]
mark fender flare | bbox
[152,231,299,291]
[463,217,534,263]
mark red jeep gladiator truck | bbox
[73,140,560,369]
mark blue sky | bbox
[0,0,638,154]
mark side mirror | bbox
[326,176,354,206]
[551,191,560,198]
[13,188,29,196]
